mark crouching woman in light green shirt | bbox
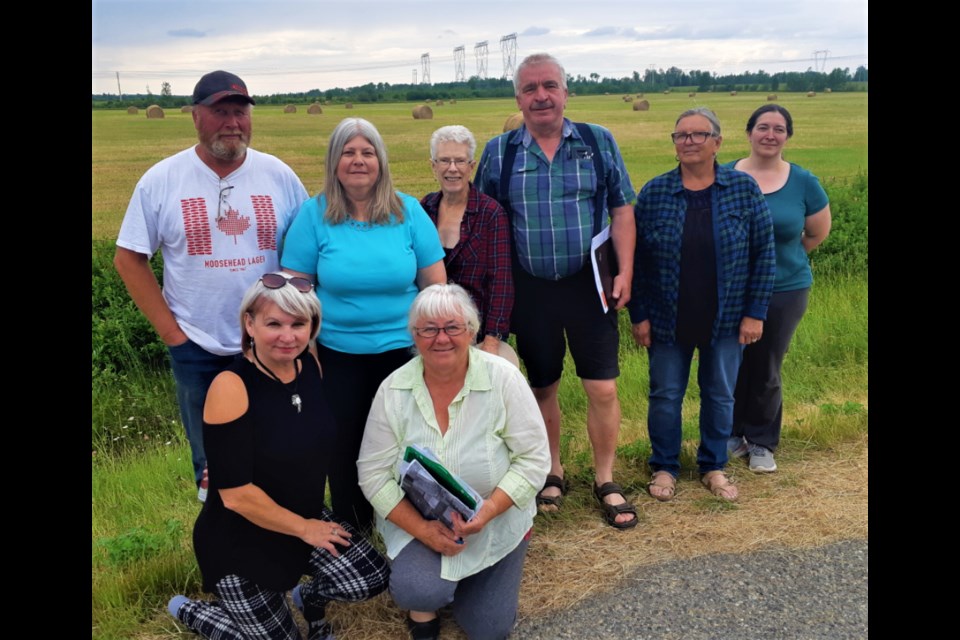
[357,283,550,640]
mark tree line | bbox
[92,65,867,109]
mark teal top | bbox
[281,192,445,353]
[723,161,829,292]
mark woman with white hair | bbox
[357,284,549,640]
[420,125,516,365]
[282,118,446,531]
[168,272,389,640]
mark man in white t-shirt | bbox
[114,70,309,500]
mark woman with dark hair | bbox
[628,107,775,502]
[282,118,446,530]
[167,272,389,640]
[724,104,832,473]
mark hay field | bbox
[92,92,867,239]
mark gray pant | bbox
[389,536,530,640]
[733,288,810,451]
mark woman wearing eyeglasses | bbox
[627,107,776,502]
[357,284,549,640]
[282,118,446,531]
[723,104,832,474]
[420,125,517,366]
[168,272,389,640]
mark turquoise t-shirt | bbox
[724,161,829,292]
[281,192,444,354]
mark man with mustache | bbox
[114,71,308,501]
[476,53,638,529]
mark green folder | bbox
[403,445,478,510]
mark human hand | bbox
[419,520,465,557]
[611,273,632,310]
[739,317,764,345]
[301,519,352,557]
[631,320,651,348]
[451,504,494,538]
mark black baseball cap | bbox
[192,70,256,106]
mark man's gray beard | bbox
[209,138,248,161]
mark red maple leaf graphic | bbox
[217,208,251,244]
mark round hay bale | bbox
[825,88,832,93]
[767,94,778,101]
[622,96,632,102]
[503,112,524,132]
[632,99,650,111]
[307,103,323,115]
[662,90,671,94]
[637,93,644,98]
[570,92,577,97]
[180,105,193,113]
[345,103,354,109]
[283,104,297,113]
[688,92,696,98]
[145,105,165,119]
[436,99,444,106]
[412,104,434,119]
[603,92,610,96]
[451,99,457,104]
[324,99,331,105]
[126,106,138,115]
[806,91,816,97]
[729,91,738,96]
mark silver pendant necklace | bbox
[252,345,302,413]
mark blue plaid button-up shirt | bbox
[627,163,776,344]
[476,119,635,280]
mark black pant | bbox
[318,344,413,531]
[732,288,809,451]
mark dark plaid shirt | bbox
[421,183,514,338]
[628,163,776,344]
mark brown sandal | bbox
[646,471,676,502]
[701,470,738,501]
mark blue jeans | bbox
[647,336,744,476]
[168,340,238,485]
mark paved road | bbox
[511,539,867,640]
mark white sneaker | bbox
[747,444,777,473]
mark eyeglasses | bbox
[217,180,235,221]
[433,158,473,168]
[260,273,315,293]
[671,131,716,144]
[414,324,467,338]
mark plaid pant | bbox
[176,509,389,639]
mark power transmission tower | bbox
[421,53,431,85]
[500,33,518,80]
[454,45,466,82]
[116,72,123,101]
[475,41,488,80]
[813,50,830,72]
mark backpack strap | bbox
[497,129,521,213]
[574,122,608,235]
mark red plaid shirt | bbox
[421,183,515,338]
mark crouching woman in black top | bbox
[167,272,389,640]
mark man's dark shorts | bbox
[511,263,620,388]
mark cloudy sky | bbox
[92,0,868,96]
